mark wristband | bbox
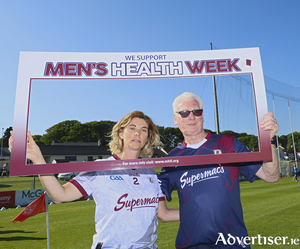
[271,136,276,145]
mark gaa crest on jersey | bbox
[213,149,222,155]
[147,177,154,183]
[110,175,124,181]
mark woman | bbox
[9,111,179,249]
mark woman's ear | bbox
[118,129,124,139]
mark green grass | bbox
[0,176,66,191]
[1,177,300,248]
[241,177,300,248]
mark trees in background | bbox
[157,126,184,148]
[2,122,300,151]
[221,130,259,151]
[280,132,300,152]
[37,120,116,146]
[30,121,268,150]
[0,126,13,147]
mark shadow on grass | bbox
[0,230,35,235]
[0,236,46,241]
[0,230,46,241]
[0,183,12,188]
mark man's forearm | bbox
[259,144,280,182]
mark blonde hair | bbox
[172,92,203,113]
[109,111,160,157]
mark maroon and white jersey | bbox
[70,156,165,249]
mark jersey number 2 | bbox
[133,177,139,185]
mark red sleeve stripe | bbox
[69,179,89,200]
[159,196,166,202]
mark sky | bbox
[1,0,300,139]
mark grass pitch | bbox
[0,176,299,248]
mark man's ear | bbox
[174,113,178,125]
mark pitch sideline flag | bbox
[13,192,46,223]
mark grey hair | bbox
[172,92,203,114]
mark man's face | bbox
[173,98,204,139]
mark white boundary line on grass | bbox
[245,203,300,223]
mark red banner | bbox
[0,191,15,207]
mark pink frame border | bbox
[10,48,272,176]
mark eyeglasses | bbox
[176,109,203,118]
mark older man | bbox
[159,92,279,249]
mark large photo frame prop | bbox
[10,48,272,176]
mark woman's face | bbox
[119,117,149,153]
